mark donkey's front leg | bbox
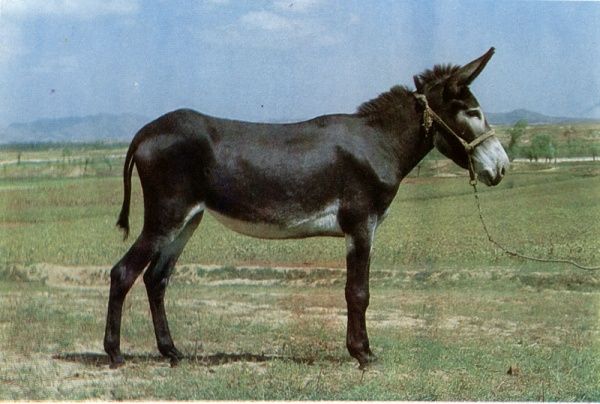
[344,217,377,369]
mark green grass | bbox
[2,161,599,269]
[1,144,599,400]
[0,271,598,400]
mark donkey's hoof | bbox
[161,346,184,362]
[357,352,378,370]
[108,356,125,369]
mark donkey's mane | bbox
[357,63,460,121]
[356,85,412,118]
[416,63,461,87]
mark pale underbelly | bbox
[206,202,344,239]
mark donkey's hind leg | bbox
[104,232,160,368]
[143,211,203,365]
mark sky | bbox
[0,0,599,128]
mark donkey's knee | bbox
[111,233,161,285]
[143,272,170,300]
[143,253,174,291]
[345,285,370,312]
[109,263,140,297]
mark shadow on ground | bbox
[53,351,342,368]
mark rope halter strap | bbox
[414,93,497,185]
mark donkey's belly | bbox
[206,201,343,239]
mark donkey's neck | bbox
[392,108,435,179]
[357,89,434,180]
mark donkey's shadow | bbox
[53,352,332,368]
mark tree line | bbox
[505,120,600,162]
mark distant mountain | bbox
[0,113,149,144]
[486,109,597,126]
[1,109,598,144]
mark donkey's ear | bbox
[455,47,495,86]
[413,75,424,93]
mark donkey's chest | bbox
[206,201,343,239]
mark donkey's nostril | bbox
[480,169,504,186]
[500,166,506,177]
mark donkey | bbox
[104,47,509,369]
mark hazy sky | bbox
[0,0,599,127]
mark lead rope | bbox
[470,179,600,271]
[415,92,600,271]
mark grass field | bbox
[1,144,599,400]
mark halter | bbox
[414,93,497,185]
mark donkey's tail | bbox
[116,137,137,240]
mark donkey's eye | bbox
[465,109,482,119]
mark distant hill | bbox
[0,113,149,144]
[486,109,598,126]
[1,109,598,144]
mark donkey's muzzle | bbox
[472,135,510,187]
[479,163,507,186]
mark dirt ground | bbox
[1,263,599,400]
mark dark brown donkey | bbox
[104,48,509,369]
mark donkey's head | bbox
[414,47,509,186]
